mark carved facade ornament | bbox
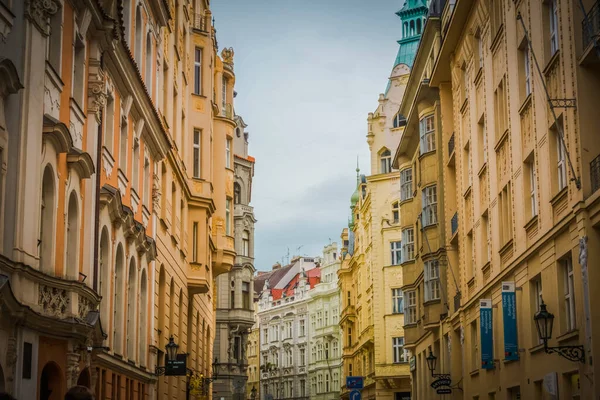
[221,47,234,65]
[67,352,81,388]
[38,285,70,317]
[26,0,59,35]
[152,173,161,209]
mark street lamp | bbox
[165,336,179,362]
[199,358,219,395]
[534,300,585,363]
[425,350,450,380]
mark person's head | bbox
[65,386,94,400]
[0,392,16,400]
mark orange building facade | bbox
[0,0,237,399]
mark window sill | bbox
[556,329,579,344]
[422,222,439,230]
[494,128,510,153]
[529,342,545,354]
[469,368,480,377]
[474,67,483,86]
[550,186,568,207]
[477,162,488,178]
[463,184,472,199]
[524,214,539,231]
[399,197,414,206]
[543,50,561,76]
[191,93,207,99]
[518,93,533,116]
[423,299,441,306]
[498,238,514,258]
[400,259,416,267]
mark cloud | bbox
[212,0,403,269]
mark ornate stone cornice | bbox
[25,0,59,36]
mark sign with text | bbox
[436,388,452,394]
[166,354,187,376]
[430,377,452,389]
[502,282,519,361]
[409,356,416,372]
[346,376,364,389]
[480,299,494,369]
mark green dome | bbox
[350,188,359,207]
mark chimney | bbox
[272,262,281,270]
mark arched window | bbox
[145,33,152,96]
[403,22,408,37]
[39,166,56,274]
[410,20,415,36]
[126,257,137,360]
[169,278,175,336]
[139,268,148,366]
[380,149,392,174]
[65,191,79,279]
[417,18,422,34]
[99,227,110,328]
[242,231,250,257]
[135,7,143,66]
[122,0,132,43]
[158,266,166,337]
[114,244,125,355]
[234,182,241,204]
[393,113,406,128]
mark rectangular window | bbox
[400,168,413,200]
[347,326,352,346]
[143,158,150,205]
[299,319,305,336]
[225,199,231,235]
[466,231,474,280]
[477,32,484,69]
[242,231,249,256]
[532,275,544,344]
[422,185,438,226]
[105,94,115,151]
[562,256,576,331]
[392,337,405,363]
[557,129,567,191]
[390,241,402,265]
[478,117,487,166]
[132,140,140,191]
[523,44,531,97]
[402,228,414,261]
[193,129,201,178]
[194,47,202,94]
[392,201,399,223]
[481,211,490,266]
[222,77,227,112]
[405,291,417,324]
[242,282,250,309]
[471,320,479,371]
[192,222,198,262]
[499,182,513,245]
[392,288,404,314]
[226,138,231,169]
[419,115,436,154]
[424,260,441,301]
[527,156,538,217]
[300,348,306,366]
[120,119,128,172]
[494,77,508,141]
[549,0,558,54]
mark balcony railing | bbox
[591,154,600,193]
[448,133,455,156]
[451,212,458,236]
[428,0,447,18]
[193,13,209,31]
[583,0,600,49]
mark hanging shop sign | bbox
[502,281,519,361]
[480,299,494,369]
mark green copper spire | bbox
[394,0,428,69]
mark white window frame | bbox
[222,76,227,111]
[226,138,232,169]
[299,319,305,336]
[419,114,436,154]
[549,0,559,54]
[193,129,201,178]
[557,133,567,190]
[402,228,415,262]
[392,288,404,314]
[242,230,250,256]
[225,199,231,235]
[380,149,392,174]
[392,201,399,224]
[405,291,417,324]
[524,44,531,96]
[194,47,202,94]
[529,160,537,216]
[390,241,402,265]
[422,185,438,226]
[400,168,413,201]
[392,337,405,363]
[424,260,441,301]
[563,257,576,331]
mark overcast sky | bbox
[212,0,403,270]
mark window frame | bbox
[402,228,415,262]
[392,288,404,314]
[424,260,441,302]
[400,168,413,201]
[380,149,392,174]
[194,47,203,95]
[405,291,417,324]
[193,129,201,178]
[390,241,402,265]
[419,114,436,154]
[392,337,405,363]
[422,185,438,226]
[563,257,576,332]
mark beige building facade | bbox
[394,0,600,397]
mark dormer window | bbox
[393,113,406,128]
[380,149,392,174]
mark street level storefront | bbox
[0,270,104,399]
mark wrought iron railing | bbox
[582,0,600,49]
[448,133,455,156]
[451,212,458,236]
[591,154,600,193]
[194,13,208,31]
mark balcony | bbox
[428,0,447,17]
[591,154,600,193]
[450,212,458,236]
[234,204,254,217]
[221,103,234,120]
[193,12,209,32]
[187,261,210,295]
[583,1,600,51]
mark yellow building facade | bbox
[394,0,600,397]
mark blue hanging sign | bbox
[502,281,519,361]
[480,299,494,369]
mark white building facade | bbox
[307,244,342,400]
